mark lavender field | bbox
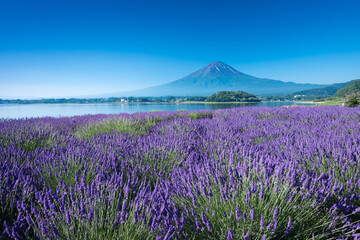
[1,106,360,239]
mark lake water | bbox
[0,102,315,119]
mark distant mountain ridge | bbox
[292,80,354,97]
[103,61,328,97]
[334,79,360,97]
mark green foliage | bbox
[188,111,213,120]
[144,117,163,128]
[292,81,353,98]
[20,134,57,152]
[187,96,208,101]
[334,79,360,97]
[344,92,360,107]
[166,96,176,102]
[40,159,96,191]
[75,117,161,139]
[175,158,338,240]
[35,182,154,240]
[206,91,260,103]
[315,98,343,106]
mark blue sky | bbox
[1,0,360,98]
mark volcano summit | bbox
[108,62,327,97]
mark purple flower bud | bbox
[205,219,212,232]
[273,206,279,219]
[208,186,213,197]
[260,214,265,231]
[244,231,250,240]
[227,228,235,239]
[40,221,48,236]
[12,227,21,240]
[180,213,186,225]
[285,216,292,234]
[250,208,255,221]
[192,208,196,216]
[88,206,94,222]
[4,222,11,237]
[236,204,241,221]
[259,186,264,199]
[273,220,278,233]
[195,217,201,229]
[201,212,206,223]
[251,182,257,193]
[245,188,251,204]
[66,210,72,224]
[267,223,272,231]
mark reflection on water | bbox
[0,102,315,119]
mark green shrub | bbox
[75,118,156,139]
[344,92,360,107]
[188,112,213,120]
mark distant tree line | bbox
[0,96,189,104]
[187,96,207,101]
[263,94,329,101]
[8,90,351,104]
[0,93,262,104]
[206,91,261,102]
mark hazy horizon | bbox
[1,0,360,99]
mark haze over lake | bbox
[0,102,315,119]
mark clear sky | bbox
[1,0,360,98]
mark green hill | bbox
[334,79,360,97]
[206,91,260,102]
[292,80,353,97]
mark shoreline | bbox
[0,100,319,105]
[181,101,261,104]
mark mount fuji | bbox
[105,61,327,97]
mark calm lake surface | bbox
[0,102,315,119]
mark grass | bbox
[316,100,343,106]
[75,117,162,139]
[188,111,213,120]
[313,97,344,106]
[182,101,259,104]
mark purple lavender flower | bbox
[260,214,265,231]
[88,206,94,222]
[245,187,251,204]
[250,208,255,221]
[273,206,279,219]
[66,210,72,224]
[243,231,250,240]
[195,217,201,229]
[205,219,213,232]
[227,228,235,239]
[259,185,264,199]
[285,216,292,234]
[236,204,241,221]
[273,219,278,233]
